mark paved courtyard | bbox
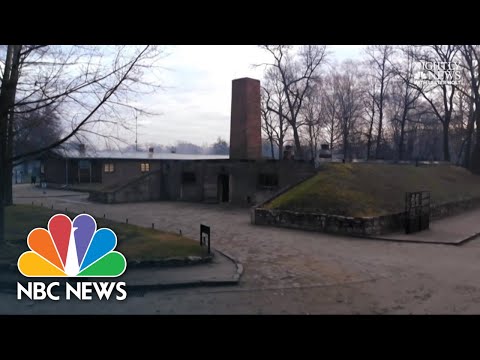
[3,184,480,314]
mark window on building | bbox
[182,172,196,184]
[104,163,115,173]
[258,173,279,188]
[141,163,150,172]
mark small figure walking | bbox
[31,175,37,186]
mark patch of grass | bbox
[1,205,205,264]
[265,163,480,217]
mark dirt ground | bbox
[3,184,480,314]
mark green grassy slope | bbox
[265,163,480,217]
[1,205,205,264]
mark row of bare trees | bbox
[0,45,166,245]
[260,45,480,170]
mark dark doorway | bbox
[218,174,229,202]
[77,160,92,183]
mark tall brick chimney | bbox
[229,77,262,160]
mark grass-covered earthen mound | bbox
[265,163,480,217]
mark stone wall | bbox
[252,208,403,236]
[431,197,480,219]
[252,196,480,236]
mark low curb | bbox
[124,249,243,292]
[214,249,244,282]
[127,254,214,269]
[358,231,480,246]
[0,254,214,274]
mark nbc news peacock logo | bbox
[17,214,127,301]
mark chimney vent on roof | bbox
[78,143,86,155]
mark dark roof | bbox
[53,148,229,161]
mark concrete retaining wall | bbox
[252,197,480,236]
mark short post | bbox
[152,223,154,229]
[200,224,211,254]
[103,214,106,219]
[126,218,128,224]
[65,207,67,213]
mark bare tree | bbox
[389,47,422,161]
[406,45,461,161]
[365,45,395,159]
[450,88,474,166]
[14,104,63,160]
[320,76,342,155]
[300,82,322,161]
[457,45,480,172]
[361,71,377,159]
[0,45,166,245]
[261,68,290,160]
[331,62,364,161]
[261,90,276,159]
[259,45,327,159]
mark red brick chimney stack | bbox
[229,78,262,160]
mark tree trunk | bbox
[0,46,13,244]
[308,124,315,161]
[293,127,303,159]
[4,164,12,205]
[269,137,275,159]
[4,47,21,205]
[366,119,374,160]
[471,109,480,173]
[442,121,451,162]
[398,127,405,162]
[278,139,284,160]
[330,128,333,155]
[0,45,22,244]
[5,111,13,204]
[398,111,408,161]
[464,107,475,168]
[470,144,480,174]
[375,82,385,159]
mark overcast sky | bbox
[134,45,366,148]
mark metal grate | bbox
[405,191,431,234]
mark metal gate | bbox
[405,191,430,234]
